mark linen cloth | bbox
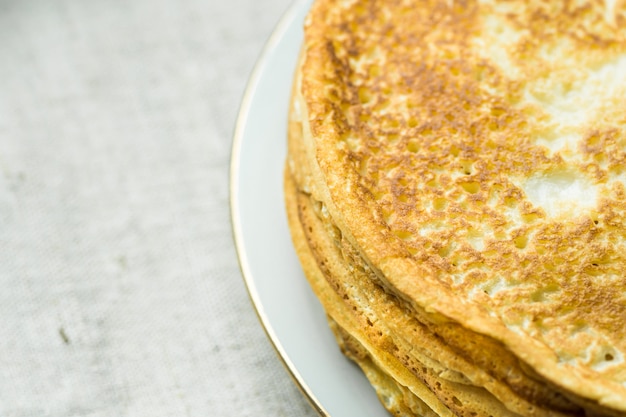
[0,0,318,416]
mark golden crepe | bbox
[284,0,626,415]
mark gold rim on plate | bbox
[229,1,329,416]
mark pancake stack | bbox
[284,0,626,415]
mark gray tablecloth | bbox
[0,0,318,415]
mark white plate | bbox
[230,1,389,416]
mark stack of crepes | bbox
[284,0,626,415]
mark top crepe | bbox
[294,0,626,412]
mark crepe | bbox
[285,0,626,415]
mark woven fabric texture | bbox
[0,0,317,416]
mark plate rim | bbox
[228,1,329,416]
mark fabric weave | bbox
[0,0,315,416]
